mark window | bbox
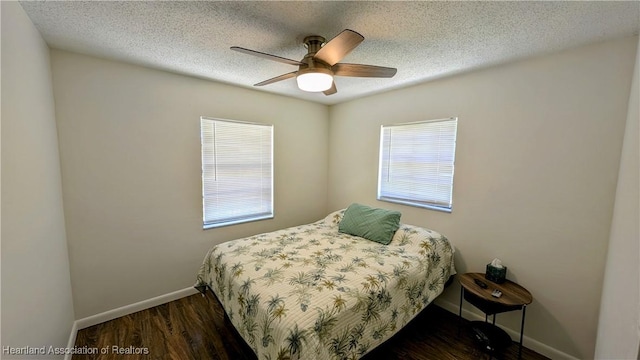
[200,117,273,228]
[378,117,458,212]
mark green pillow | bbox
[338,203,401,245]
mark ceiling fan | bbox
[231,29,397,96]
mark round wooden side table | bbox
[458,272,533,359]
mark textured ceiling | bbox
[20,1,640,105]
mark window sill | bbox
[377,197,452,213]
[203,214,274,229]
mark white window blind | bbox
[200,117,273,228]
[378,117,458,212]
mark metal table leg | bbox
[518,305,527,359]
[458,285,464,336]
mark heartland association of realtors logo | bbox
[2,345,149,356]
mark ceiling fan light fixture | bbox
[296,68,333,92]
[232,29,395,96]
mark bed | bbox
[195,207,456,360]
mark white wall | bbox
[327,36,638,359]
[50,50,329,318]
[1,2,75,358]
[594,36,640,360]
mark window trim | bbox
[377,117,458,213]
[200,116,274,229]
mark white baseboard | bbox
[63,321,78,360]
[434,298,580,360]
[75,287,199,330]
[64,287,199,360]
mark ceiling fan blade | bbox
[323,82,337,96]
[231,46,303,66]
[313,29,364,66]
[333,63,397,78]
[254,71,297,86]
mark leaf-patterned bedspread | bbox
[195,209,456,360]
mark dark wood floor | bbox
[73,290,550,360]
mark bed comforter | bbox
[195,209,456,360]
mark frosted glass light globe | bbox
[296,69,333,92]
